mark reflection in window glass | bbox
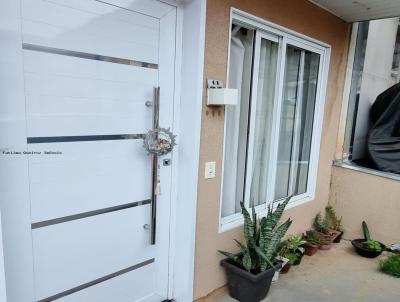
[275,46,320,200]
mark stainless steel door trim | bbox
[36,258,155,302]
[31,199,151,229]
[150,87,160,245]
[22,43,158,69]
[27,134,145,144]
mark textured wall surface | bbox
[194,0,351,299]
[330,167,400,245]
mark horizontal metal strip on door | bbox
[22,43,158,69]
[31,199,151,229]
[27,133,145,144]
[36,258,155,302]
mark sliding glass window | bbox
[220,18,328,229]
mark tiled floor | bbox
[204,241,400,302]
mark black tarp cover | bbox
[367,83,400,174]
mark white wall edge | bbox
[170,0,206,301]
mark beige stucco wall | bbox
[194,0,351,299]
[330,166,400,245]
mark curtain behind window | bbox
[250,39,279,206]
[221,27,253,217]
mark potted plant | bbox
[318,237,332,251]
[278,252,297,274]
[380,254,400,278]
[351,221,386,258]
[313,213,339,242]
[272,255,289,282]
[219,197,292,302]
[303,230,321,256]
[280,235,306,266]
[325,205,344,243]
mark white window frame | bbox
[219,8,331,233]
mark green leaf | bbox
[218,250,240,262]
[240,202,255,245]
[234,239,248,254]
[271,196,291,226]
[242,251,252,272]
[252,206,257,242]
[254,246,277,271]
[362,221,371,241]
[265,218,292,263]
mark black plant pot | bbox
[279,262,291,274]
[333,231,344,243]
[351,239,386,258]
[221,259,280,302]
[293,253,304,266]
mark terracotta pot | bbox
[318,243,332,251]
[304,244,318,256]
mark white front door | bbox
[21,0,176,301]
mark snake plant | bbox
[219,197,292,273]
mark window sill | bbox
[333,160,400,182]
[219,195,314,233]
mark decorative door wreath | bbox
[142,128,177,156]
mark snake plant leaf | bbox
[362,221,371,241]
[256,216,267,244]
[240,202,254,245]
[242,248,252,272]
[254,246,277,271]
[271,196,291,228]
[218,250,240,264]
[234,239,253,271]
[264,218,293,262]
[252,206,257,240]
[234,239,248,254]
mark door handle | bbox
[150,87,160,245]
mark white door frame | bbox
[167,0,206,300]
[0,0,206,301]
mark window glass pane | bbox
[344,19,400,166]
[249,38,279,207]
[221,26,254,217]
[275,46,320,200]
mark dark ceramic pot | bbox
[293,252,304,266]
[279,262,291,274]
[221,259,281,302]
[351,239,386,258]
[333,231,344,243]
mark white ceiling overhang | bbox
[309,0,400,22]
